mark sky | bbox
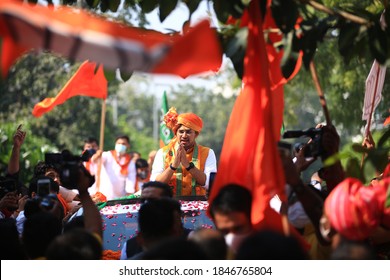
[130,1,232,96]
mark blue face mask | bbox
[115,143,127,154]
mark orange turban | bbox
[164,107,203,134]
[324,178,382,241]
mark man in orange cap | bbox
[150,107,217,196]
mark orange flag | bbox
[209,0,285,224]
[208,0,305,242]
[32,61,107,117]
[0,0,222,78]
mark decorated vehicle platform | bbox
[98,196,214,252]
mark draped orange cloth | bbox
[208,0,305,244]
[32,61,107,117]
[0,0,222,78]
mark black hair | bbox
[209,183,252,219]
[115,135,130,143]
[142,237,207,260]
[46,228,102,260]
[22,212,62,259]
[138,198,181,242]
[84,137,99,145]
[142,181,173,198]
[135,158,149,169]
[236,230,308,260]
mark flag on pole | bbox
[159,91,174,147]
[208,0,307,247]
[32,61,107,117]
[362,60,386,122]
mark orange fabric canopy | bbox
[0,0,222,78]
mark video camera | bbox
[282,127,323,158]
[44,149,95,189]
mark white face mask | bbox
[115,143,127,154]
[224,232,251,253]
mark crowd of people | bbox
[0,108,389,260]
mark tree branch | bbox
[301,0,371,26]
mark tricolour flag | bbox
[159,91,174,147]
[32,61,107,117]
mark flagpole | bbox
[310,61,332,126]
[96,98,106,192]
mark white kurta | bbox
[88,151,136,200]
[150,147,217,190]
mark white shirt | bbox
[150,146,217,190]
[89,151,137,200]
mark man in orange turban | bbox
[150,108,217,196]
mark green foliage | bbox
[324,128,390,183]
[0,122,55,184]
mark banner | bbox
[159,91,174,147]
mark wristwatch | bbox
[186,162,195,171]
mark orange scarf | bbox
[110,150,132,176]
[162,141,209,196]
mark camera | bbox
[44,149,95,189]
[282,127,323,158]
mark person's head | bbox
[164,107,203,150]
[0,218,26,259]
[323,178,382,246]
[210,184,253,235]
[210,184,253,252]
[33,161,58,179]
[142,237,208,260]
[131,151,141,162]
[135,158,149,181]
[137,198,183,249]
[188,228,227,259]
[46,228,102,260]
[83,137,99,151]
[140,181,173,203]
[22,212,62,259]
[236,230,308,260]
[330,236,375,260]
[115,135,130,155]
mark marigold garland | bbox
[102,249,121,260]
[164,107,178,130]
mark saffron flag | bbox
[208,0,307,244]
[159,91,174,147]
[0,0,222,78]
[209,0,286,225]
[32,61,107,117]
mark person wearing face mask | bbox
[134,158,150,193]
[91,135,136,200]
[209,184,254,258]
[150,107,217,196]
